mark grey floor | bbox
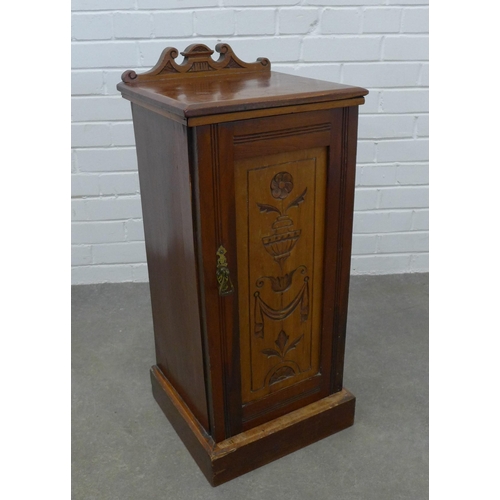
[72,274,428,500]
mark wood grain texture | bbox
[150,365,355,487]
[192,109,360,435]
[210,388,355,486]
[117,43,368,122]
[187,96,364,127]
[329,106,360,393]
[232,109,332,159]
[192,123,243,441]
[131,104,209,431]
[150,366,214,473]
[235,148,327,404]
[129,104,360,441]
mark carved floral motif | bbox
[261,330,304,361]
[254,172,310,386]
[271,172,294,199]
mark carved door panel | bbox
[234,148,327,404]
[195,107,357,438]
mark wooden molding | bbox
[186,97,365,127]
[150,365,355,486]
[122,43,271,84]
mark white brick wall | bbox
[71,0,429,283]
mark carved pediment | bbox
[121,43,270,84]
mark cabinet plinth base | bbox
[150,365,356,486]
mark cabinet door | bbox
[194,107,359,440]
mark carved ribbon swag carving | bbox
[254,279,309,339]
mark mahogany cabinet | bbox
[117,43,368,486]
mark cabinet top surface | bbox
[117,43,368,120]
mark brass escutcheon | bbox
[216,245,234,296]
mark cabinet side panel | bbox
[131,103,209,431]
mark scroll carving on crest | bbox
[121,43,271,83]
